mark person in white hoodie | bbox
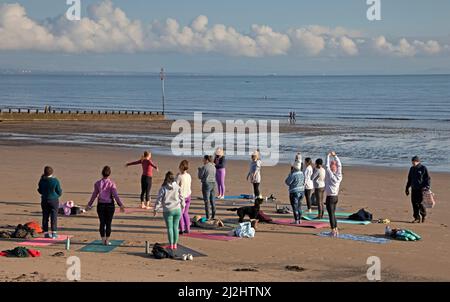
[303,157,314,213]
[325,151,343,237]
[312,158,326,219]
[154,171,185,252]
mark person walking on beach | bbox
[126,151,159,209]
[177,160,192,234]
[405,156,431,223]
[247,151,262,198]
[38,166,62,239]
[86,166,125,246]
[214,148,226,199]
[154,171,185,254]
[198,155,217,220]
[285,161,305,224]
[325,151,343,237]
[312,158,326,219]
[303,157,314,213]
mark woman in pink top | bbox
[126,151,159,209]
[86,166,125,246]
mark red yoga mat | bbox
[19,235,73,247]
[181,232,240,241]
[271,219,329,229]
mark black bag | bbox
[152,243,170,259]
[348,209,373,221]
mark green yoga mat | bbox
[302,216,371,225]
[79,240,124,253]
[302,210,353,217]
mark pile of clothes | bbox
[0,247,41,258]
[229,222,255,238]
[58,201,85,216]
[385,226,422,241]
[0,222,42,239]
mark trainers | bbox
[421,217,426,223]
[44,233,51,238]
[187,254,194,261]
[411,219,421,224]
[51,232,58,239]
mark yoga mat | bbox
[19,235,73,247]
[317,232,390,244]
[162,244,207,257]
[118,208,151,214]
[79,240,124,253]
[302,211,352,217]
[271,219,328,229]
[302,216,372,225]
[223,195,246,200]
[181,232,239,241]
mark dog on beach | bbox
[227,198,264,223]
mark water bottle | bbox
[385,226,392,236]
[65,237,70,250]
[145,241,150,254]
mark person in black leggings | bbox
[38,166,63,239]
[87,166,125,245]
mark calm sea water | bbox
[1,74,449,171]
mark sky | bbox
[0,0,450,74]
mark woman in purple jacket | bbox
[86,166,125,246]
[214,148,226,199]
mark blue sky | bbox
[1,0,450,74]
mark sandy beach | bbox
[1,142,449,282]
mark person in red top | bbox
[126,151,159,209]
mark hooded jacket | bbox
[154,181,185,213]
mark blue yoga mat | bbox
[317,232,390,244]
[302,216,371,225]
[79,240,124,253]
[223,195,246,200]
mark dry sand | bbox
[0,143,449,282]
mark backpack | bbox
[348,209,373,221]
[151,243,170,259]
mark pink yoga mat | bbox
[271,219,328,229]
[118,208,152,214]
[181,232,240,241]
[19,235,73,247]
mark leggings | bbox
[253,183,261,198]
[41,199,59,233]
[179,195,191,233]
[97,203,115,237]
[140,175,152,202]
[163,208,182,246]
[202,182,216,219]
[314,188,325,218]
[326,195,339,229]
[304,189,313,210]
[216,168,226,196]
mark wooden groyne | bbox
[0,108,165,122]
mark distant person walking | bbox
[214,148,226,199]
[405,156,431,223]
[285,161,305,224]
[303,157,314,213]
[325,152,343,237]
[154,171,185,253]
[312,158,326,219]
[38,166,62,239]
[198,155,217,219]
[126,151,159,209]
[247,151,262,198]
[87,166,125,246]
[177,160,192,234]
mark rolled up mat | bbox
[302,216,371,225]
[271,219,328,229]
[181,232,239,241]
[79,240,124,253]
[317,232,390,244]
[19,235,73,247]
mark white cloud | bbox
[0,1,448,58]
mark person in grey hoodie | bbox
[198,155,217,219]
[284,161,305,224]
[154,171,185,251]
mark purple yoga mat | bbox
[181,232,240,241]
[271,219,329,229]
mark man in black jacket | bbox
[405,156,431,223]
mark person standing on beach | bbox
[38,166,62,239]
[285,161,305,224]
[126,151,159,209]
[198,155,217,220]
[405,156,431,223]
[303,157,314,213]
[86,166,125,246]
[154,171,185,254]
[325,152,343,237]
[214,148,226,199]
[247,151,262,198]
[312,158,326,219]
[177,160,192,234]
